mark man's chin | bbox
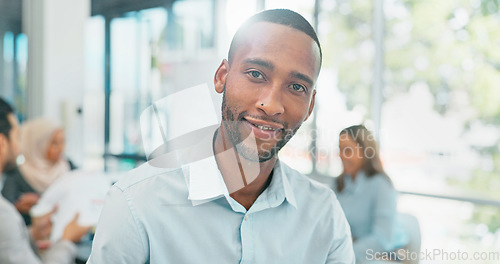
[234,143,279,163]
[241,152,276,163]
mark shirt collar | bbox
[185,140,297,209]
[274,160,297,209]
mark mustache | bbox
[237,112,288,130]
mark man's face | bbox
[215,22,320,162]
[4,113,21,171]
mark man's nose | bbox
[256,84,284,116]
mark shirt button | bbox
[244,215,249,221]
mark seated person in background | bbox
[2,118,76,226]
[0,98,90,264]
[334,125,408,262]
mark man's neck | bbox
[213,126,276,210]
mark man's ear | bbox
[214,59,229,94]
[304,89,316,121]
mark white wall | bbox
[23,0,90,166]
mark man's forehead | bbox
[234,22,321,76]
[239,21,313,46]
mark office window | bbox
[2,32,15,102]
[165,0,215,54]
[87,1,217,171]
[14,33,27,121]
[382,0,500,253]
[1,31,27,121]
[109,7,167,157]
[383,0,500,196]
[84,15,106,170]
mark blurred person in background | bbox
[0,97,90,264]
[2,118,77,226]
[333,125,408,262]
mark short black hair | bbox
[228,9,322,69]
[0,98,14,139]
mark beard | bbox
[220,85,300,163]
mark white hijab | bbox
[19,118,70,193]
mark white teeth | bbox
[256,125,275,131]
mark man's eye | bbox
[290,83,306,93]
[248,71,264,79]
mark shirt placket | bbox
[239,212,254,264]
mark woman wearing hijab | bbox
[1,118,76,226]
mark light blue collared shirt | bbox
[87,154,354,264]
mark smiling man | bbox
[88,9,354,264]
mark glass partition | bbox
[382,0,500,201]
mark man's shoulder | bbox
[0,196,21,229]
[280,162,346,230]
[112,162,185,192]
[280,162,336,200]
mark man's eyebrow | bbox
[243,58,274,70]
[290,71,314,87]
